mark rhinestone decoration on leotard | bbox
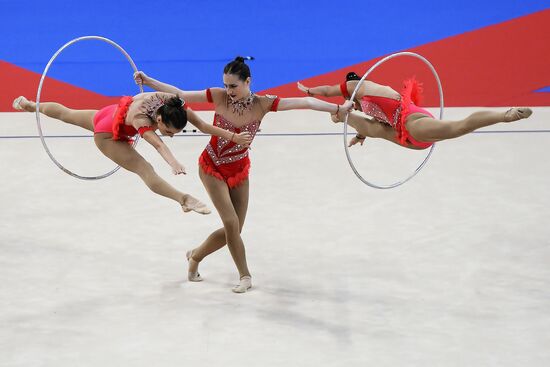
[227,93,255,116]
[142,95,165,119]
[361,100,390,124]
[206,114,261,166]
[361,100,402,127]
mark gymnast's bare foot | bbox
[181,194,211,215]
[504,107,533,122]
[12,96,36,112]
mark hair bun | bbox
[235,56,255,63]
[165,96,183,108]
[346,71,361,81]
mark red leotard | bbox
[93,96,158,142]
[342,78,434,149]
[199,89,279,188]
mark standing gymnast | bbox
[134,57,353,292]
[13,93,252,214]
[298,72,533,148]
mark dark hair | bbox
[158,97,187,129]
[224,56,254,81]
[346,71,361,81]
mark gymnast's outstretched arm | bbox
[296,82,342,97]
[133,71,207,103]
[277,97,353,113]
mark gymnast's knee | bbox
[222,215,240,235]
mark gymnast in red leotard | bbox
[12,92,252,214]
[135,56,353,293]
[298,72,533,149]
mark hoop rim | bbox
[343,51,444,189]
[35,35,143,180]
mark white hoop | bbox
[343,51,444,189]
[35,36,143,180]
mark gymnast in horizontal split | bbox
[298,72,533,148]
[13,93,252,214]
